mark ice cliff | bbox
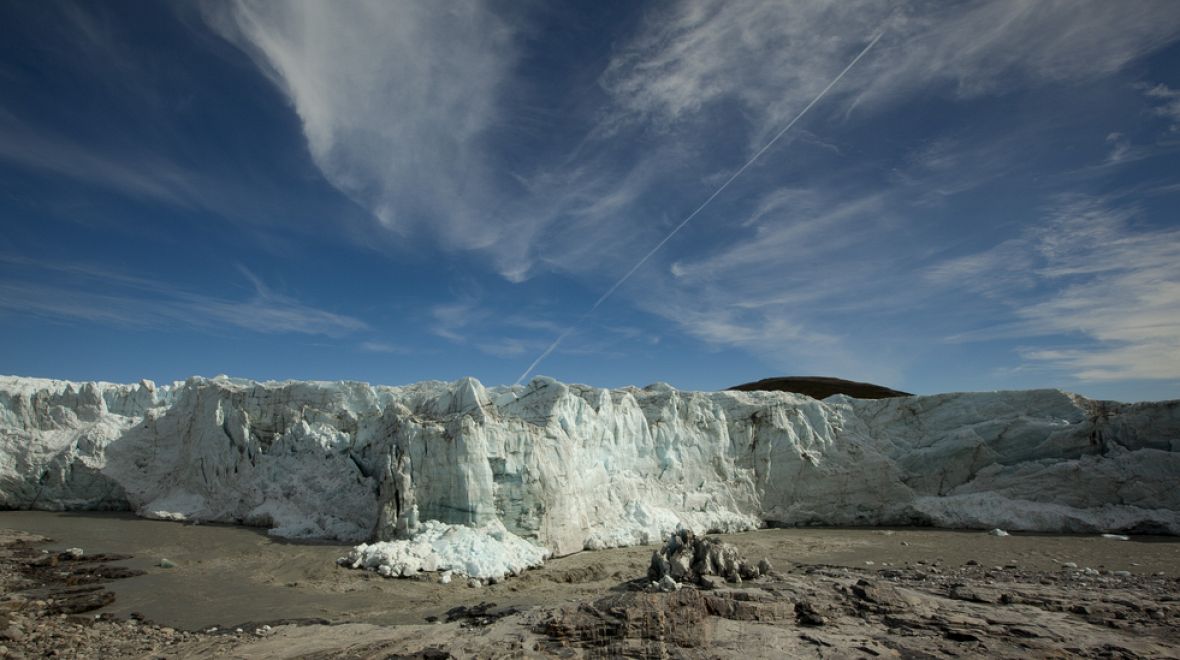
[2,374,1178,561]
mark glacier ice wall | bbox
[1,374,1178,554]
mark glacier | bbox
[1,373,1178,576]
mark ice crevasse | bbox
[1,374,1178,579]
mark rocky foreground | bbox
[0,529,238,658]
[1,526,1178,659]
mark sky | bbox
[2,1,1180,401]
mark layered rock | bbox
[1,374,1178,557]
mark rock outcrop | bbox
[647,529,772,589]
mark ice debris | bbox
[1101,533,1130,541]
[988,528,1010,537]
[337,520,550,581]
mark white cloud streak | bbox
[1146,84,1180,131]
[359,341,412,355]
[929,196,1180,381]
[205,1,517,254]
[0,258,368,337]
[0,111,205,208]
[629,185,915,385]
[603,1,1180,136]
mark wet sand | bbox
[2,511,1177,632]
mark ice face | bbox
[1,374,1178,564]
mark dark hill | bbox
[728,376,912,400]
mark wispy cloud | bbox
[542,0,1180,297]
[923,239,1037,300]
[627,186,915,384]
[1094,84,1180,167]
[857,1,1180,104]
[600,1,888,138]
[892,136,1019,204]
[647,288,900,385]
[1146,83,1180,132]
[428,301,489,345]
[428,299,569,359]
[359,341,412,355]
[1104,132,1138,166]
[199,1,1180,287]
[0,257,368,337]
[0,111,204,208]
[205,1,519,255]
[669,191,888,284]
[427,296,645,361]
[929,196,1180,381]
[601,1,1180,138]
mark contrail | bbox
[514,27,887,386]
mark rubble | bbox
[646,528,774,590]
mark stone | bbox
[658,575,680,592]
[698,575,727,590]
[795,601,827,626]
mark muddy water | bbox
[3,511,1178,631]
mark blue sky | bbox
[2,1,1180,401]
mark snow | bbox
[337,519,550,579]
[1,373,1178,580]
